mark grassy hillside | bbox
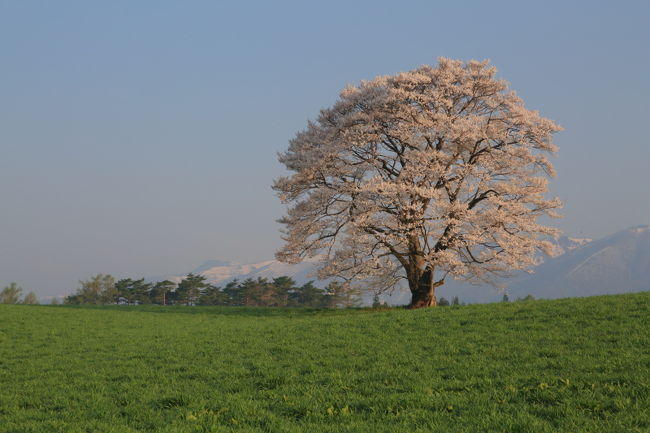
[0,293,648,432]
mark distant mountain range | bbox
[185,257,322,287]
[166,226,649,305]
[507,225,650,300]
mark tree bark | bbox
[408,266,438,308]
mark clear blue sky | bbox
[1,0,648,298]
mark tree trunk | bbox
[408,266,438,308]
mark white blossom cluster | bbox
[274,58,562,294]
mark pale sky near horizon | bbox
[1,0,649,298]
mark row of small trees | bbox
[0,282,39,304]
[64,274,362,308]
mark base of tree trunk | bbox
[408,289,437,308]
[408,266,438,308]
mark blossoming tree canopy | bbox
[273,58,562,308]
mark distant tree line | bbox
[436,296,462,307]
[64,274,361,308]
[436,294,534,305]
[0,282,39,304]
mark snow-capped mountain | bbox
[168,256,323,286]
[507,225,650,299]
[556,235,593,254]
[431,229,649,303]
[168,226,649,304]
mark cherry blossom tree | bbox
[273,58,562,308]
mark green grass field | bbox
[1,293,648,432]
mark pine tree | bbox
[176,274,209,306]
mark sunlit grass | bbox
[1,293,648,432]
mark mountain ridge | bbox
[506,225,650,299]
